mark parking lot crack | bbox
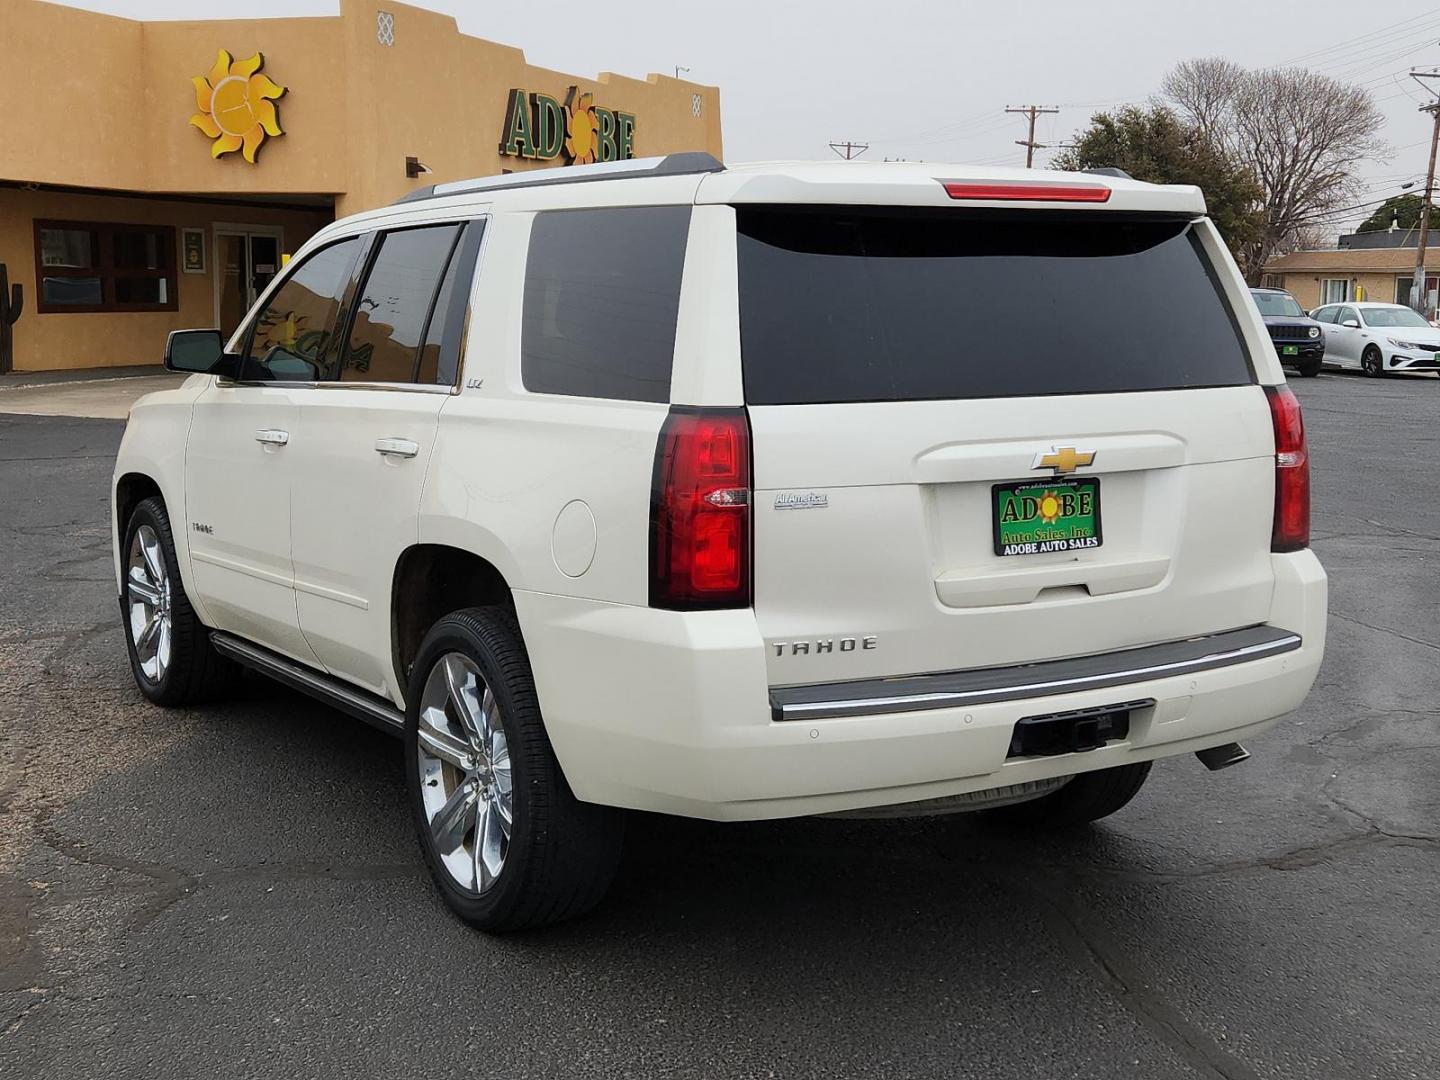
[1328,611,1440,653]
[1024,873,1267,1080]
[34,816,198,934]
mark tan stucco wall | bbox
[0,0,722,212]
[0,1,349,198]
[0,188,331,371]
[1272,271,1416,310]
[333,0,724,214]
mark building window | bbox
[1319,278,1349,305]
[33,220,177,313]
[1261,274,1283,289]
[1395,275,1438,305]
[377,10,395,45]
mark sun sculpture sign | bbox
[189,50,287,163]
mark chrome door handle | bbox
[374,437,419,459]
[255,429,289,446]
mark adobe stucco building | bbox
[1263,248,1439,313]
[0,0,722,372]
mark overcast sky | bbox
[54,0,1440,233]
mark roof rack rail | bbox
[393,152,725,205]
[1082,167,1134,180]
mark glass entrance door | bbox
[215,229,284,338]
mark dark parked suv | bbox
[1250,287,1324,377]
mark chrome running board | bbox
[211,631,405,737]
[770,625,1303,722]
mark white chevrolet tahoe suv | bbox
[113,155,1327,932]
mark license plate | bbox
[1282,345,1298,355]
[993,478,1102,557]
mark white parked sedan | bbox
[1309,302,1440,378]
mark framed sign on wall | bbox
[182,228,206,274]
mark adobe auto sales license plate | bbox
[993,478,1102,557]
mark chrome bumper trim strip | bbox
[770,625,1302,722]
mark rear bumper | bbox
[517,550,1327,821]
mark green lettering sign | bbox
[499,88,537,158]
[597,108,618,162]
[533,94,565,159]
[616,112,636,160]
[500,87,638,164]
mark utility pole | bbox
[828,140,869,160]
[1006,105,1058,168]
[1408,70,1440,316]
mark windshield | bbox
[1361,307,1430,328]
[737,210,1252,404]
[1250,290,1304,318]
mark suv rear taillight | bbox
[1266,385,1310,552]
[649,408,752,609]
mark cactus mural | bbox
[0,263,21,375]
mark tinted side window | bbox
[522,206,691,403]
[417,222,484,386]
[1313,307,1335,324]
[341,224,462,383]
[244,237,361,380]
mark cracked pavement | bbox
[1,374,1437,1079]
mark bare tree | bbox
[1284,223,1335,254]
[1162,58,1244,148]
[1162,59,1387,280]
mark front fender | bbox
[111,378,208,617]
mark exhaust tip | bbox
[1196,742,1250,772]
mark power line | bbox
[1284,182,1428,229]
[869,107,1010,148]
[1278,11,1440,67]
[1005,105,1058,168]
[1309,31,1440,79]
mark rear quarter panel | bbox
[420,210,667,604]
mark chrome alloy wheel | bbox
[416,653,513,894]
[126,524,172,683]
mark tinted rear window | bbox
[522,205,691,403]
[737,209,1252,405]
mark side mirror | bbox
[1341,319,1361,329]
[165,329,237,376]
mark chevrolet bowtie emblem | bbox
[1032,446,1097,475]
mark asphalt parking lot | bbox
[0,372,1436,1080]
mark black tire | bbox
[120,496,238,706]
[980,762,1152,828]
[1361,345,1384,378]
[405,607,624,932]
[1296,358,1323,378]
